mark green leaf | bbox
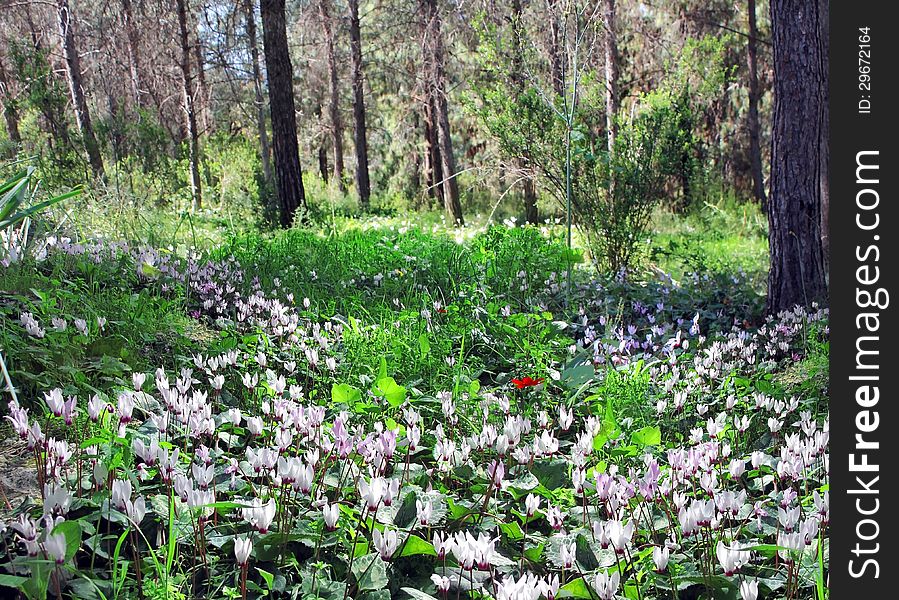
[352,553,389,591]
[418,333,430,358]
[0,575,28,589]
[401,589,440,600]
[498,520,524,541]
[256,568,275,591]
[373,377,407,407]
[631,425,662,446]
[531,459,570,490]
[332,383,362,405]
[559,576,594,599]
[575,534,599,571]
[398,535,436,557]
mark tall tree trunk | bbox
[319,0,346,192]
[511,0,537,224]
[121,0,143,110]
[176,0,202,210]
[318,143,329,182]
[422,0,463,226]
[260,0,307,227]
[193,6,212,134]
[747,0,767,209]
[348,0,371,209]
[423,94,444,206]
[0,57,22,148]
[601,0,619,154]
[766,0,828,313]
[56,0,104,178]
[546,0,565,96]
[244,0,273,184]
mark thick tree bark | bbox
[766,0,828,313]
[546,0,565,97]
[319,0,346,192]
[318,144,329,182]
[747,0,767,209]
[176,0,202,210]
[193,6,212,134]
[0,57,22,148]
[244,0,273,184]
[348,0,371,208]
[121,0,143,109]
[56,0,104,178]
[422,0,463,225]
[260,0,307,227]
[601,0,619,154]
[511,0,537,224]
[423,94,444,206]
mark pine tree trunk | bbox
[348,0,371,209]
[319,0,346,192]
[546,0,565,97]
[766,0,828,313]
[511,0,538,225]
[423,95,444,206]
[193,7,211,134]
[121,0,143,109]
[747,0,767,209]
[244,0,273,184]
[176,0,202,210]
[56,0,104,178]
[260,0,307,227]
[422,0,463,226]
[318,144,329,182]
[0,57,22,148]
[601,0,619,154]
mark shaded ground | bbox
[0,436,39,515]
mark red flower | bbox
[512,376,544,389]
[437,308,447,314]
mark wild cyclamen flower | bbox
[234,536,252,565]
[372,527,398,560]
[592,571,620,600]
[525,494,540,517]
[813,490,829,523]
[74,318,88,336]
[111,479,133,511]
[117,391,135,424]
[44,531,68,564]
[416,498,433,526]
[487,460,505,488]
[716,541,751,576]
[323,503,339,531]
[433,531,453,559]
[359,477,386,511]
[246,416,264,436]
[653,546,670,572]
[43,482,73,517]
[431,573,451,595]
[132,372,147,391]
[559,541,576,569]
[44,389,65,417]
[547,505,564,531]
[605,520,634,554]
[243,498,277,533]
[20,312,45,337]
[739,580,759,600]
[541,574,560,600]
[126,496,147,524]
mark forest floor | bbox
[0,201,830,600]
